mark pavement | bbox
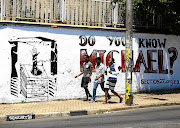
[0,93,180,122]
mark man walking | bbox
[75,55,92,101]
[90,57,111,102]
[104,58,123,104]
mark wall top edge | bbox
[0,20,126,32]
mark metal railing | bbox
[0,0,172,29]
[0,0,61,23]
[0,0,121,27]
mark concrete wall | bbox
[0,25,179,103]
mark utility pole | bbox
[125,0,133,106]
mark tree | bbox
[119,0,180,35]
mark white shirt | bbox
[106,64,119,80]
[95,63,105,83]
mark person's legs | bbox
[111,90,123,103]
[82,77,92,101]
[103,80,110,104]
[81,77,88,100]
[111,90,120,98]
[84,87,89,100]
[100,82,111,100]
[87,87,92,97]
[84,87,92,100]
[104,88,109,103]
[93,82,98,101]
[109,80,123,103]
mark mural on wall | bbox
[9,37,57,101]
[79,35,179,88]
[1,25,180,103]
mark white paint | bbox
[0,25,179,103]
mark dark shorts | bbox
[81,77,89,88]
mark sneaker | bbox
[89,99,96,103]
[107,97,111,103]
[120,97,123,103]
[88,96,92,101]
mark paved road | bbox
[0,105,180,128]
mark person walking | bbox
[75,55,92,101]
[90,57,111,103]
[104,58,123,104]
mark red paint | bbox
[168,47,178,75]
[134,50,148,72]
[79,35,87,46]
[80,48,178,74]
[80,49,97,71]
[88,36,95,46]
[89,50,97,71]
[121,50,126,72]
[80,49,87,71]
[97,50,106,64]
[79,36,95,46]
[106,50,119,66]
[147,50,157,73]
[158,50,168,74]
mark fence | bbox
[0,0,121,27]
[0,0,172,29]
[0,0,61,23]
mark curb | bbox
[88,102,180,115]
[35,112,70,119]
[0,116,6,122]
[0,102,180,122]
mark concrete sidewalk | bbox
[0,93,180,122]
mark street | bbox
[0,105,180,128]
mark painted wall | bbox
[0,25,179,103]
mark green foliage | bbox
[21,100,26,104]
[19,7,36,18]
[15,7,36,22]
[119,0,180,35]
[15,18,36,22]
